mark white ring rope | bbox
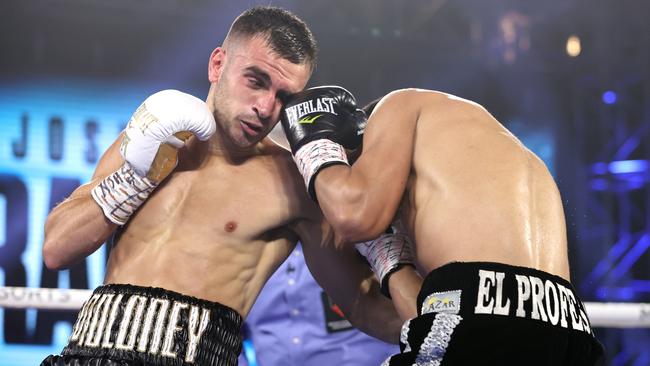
[0,286,649,328]
[0,286,91,310]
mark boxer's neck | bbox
[207,132,264,163]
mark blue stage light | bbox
[602,90,617,105]
[609,160,649,174]
[243,339,258,366]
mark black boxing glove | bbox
[280,86,366,200]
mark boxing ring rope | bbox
[1,286,649,328]
[0,287,90,311]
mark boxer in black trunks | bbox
[41,285,243,365]
[40,11,403,366]
[278,86,605,365]
[386,262,600,365]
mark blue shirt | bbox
[239,244,398,366]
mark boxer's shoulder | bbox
[376,88,479,117]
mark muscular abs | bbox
[104,144,310,317]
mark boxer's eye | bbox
[247,77,264,89]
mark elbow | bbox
[42,238,68,270]
[320,181,392,243]
[329,205,387,244]
[43,219,67,270]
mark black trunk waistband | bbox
[417,262,594,335]
[62,284,243,366]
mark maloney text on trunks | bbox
[69,292,211,363]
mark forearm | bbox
[346,268,422,343]
[387,266,422,321]
[344,276,402,343]
[301,229,403,343]
[315,164,394,243]
[42,90,215,269]
[43,184,116,269]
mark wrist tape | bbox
[293,139,349,200]
[91,162,158,225]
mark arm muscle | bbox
[297,218,402,343]
[43,135,124,269]
[315,89,421,242]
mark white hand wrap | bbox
[91,163,157,225]
[92,89,216,225]
[293,139,348,198]
[356,229,415,298]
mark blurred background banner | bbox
[0,0,648,365]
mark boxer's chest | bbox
[145,153,303,241]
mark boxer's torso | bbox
[103,138,317,317]
[396,90,569,279]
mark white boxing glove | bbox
[356,221,415,298]
[91,90,216,225]
[121,90,216,181]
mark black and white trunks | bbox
[40,284,243,366]
[383,262,605,366]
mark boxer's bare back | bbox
[312,88,569,320]
[390,90,570,279]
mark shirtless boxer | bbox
[279,86,605,365]
[39,9,401,366]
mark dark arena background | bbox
[0,0,649,365]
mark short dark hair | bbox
[227,6,318,72]
[362,97,383,116]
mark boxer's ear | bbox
[208,47,226,83]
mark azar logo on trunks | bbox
[298,114,323,124]
[421,290,462,315]
[473,269,592,334]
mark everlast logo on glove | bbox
[280,86,367,200]
[283,97,337,125]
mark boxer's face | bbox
[209,36,311,148]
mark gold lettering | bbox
[115,295,143,350]
[138,299,167,353]
[86,294,114,347]
[161,301,188,358]
[185,306,211,363]
[101,294,124,348]
[70,295,96,342]
[149,299,170,355]
[77,294,101,345]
